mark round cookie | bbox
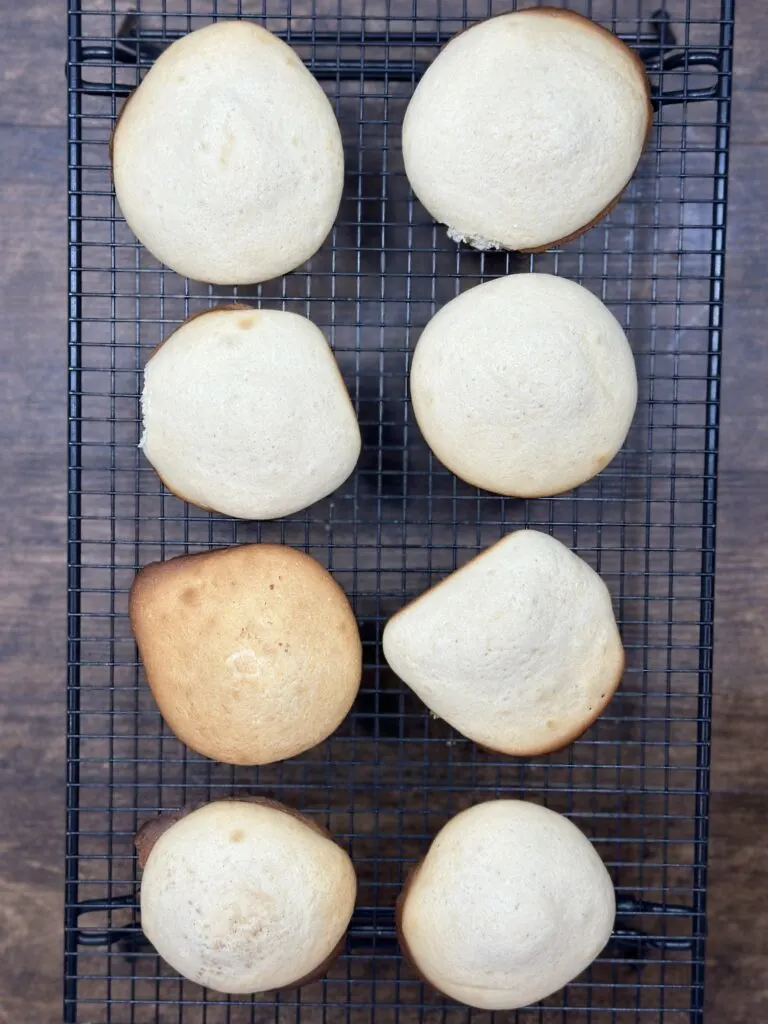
[402,8,651,251]
[382,529,625,756]
[138,799,357,994]
[397,800,615,1010]
[129,544,362,765]
[112,21,344,284]
[140,306,361,520]
[409,274,637,497]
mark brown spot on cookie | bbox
[134,808,190,867]
[238,315,256,330]
[230,829,245,843]
[219,131,235,168]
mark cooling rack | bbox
[66,1,733,1020]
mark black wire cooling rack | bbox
[65,1,734,1021]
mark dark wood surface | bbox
[1,2,765,1021]
[705,4,768,1015]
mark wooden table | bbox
[0,2,764,1020]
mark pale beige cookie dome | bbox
[138,799,357,994]
[397,800,615,1010]
[129,544,362,765]
[382,529,624,756]
[402,8,651,251]
[111,21,344,284]
[409,273,637,498]
[140,305,361,520]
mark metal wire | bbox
[65,1,734,1021]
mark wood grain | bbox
[707,793,768,1023]
[0,12,68,1022]
[707,2,768,1013]
[0,2,765,1023]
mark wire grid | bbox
[65,1,733,1021]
